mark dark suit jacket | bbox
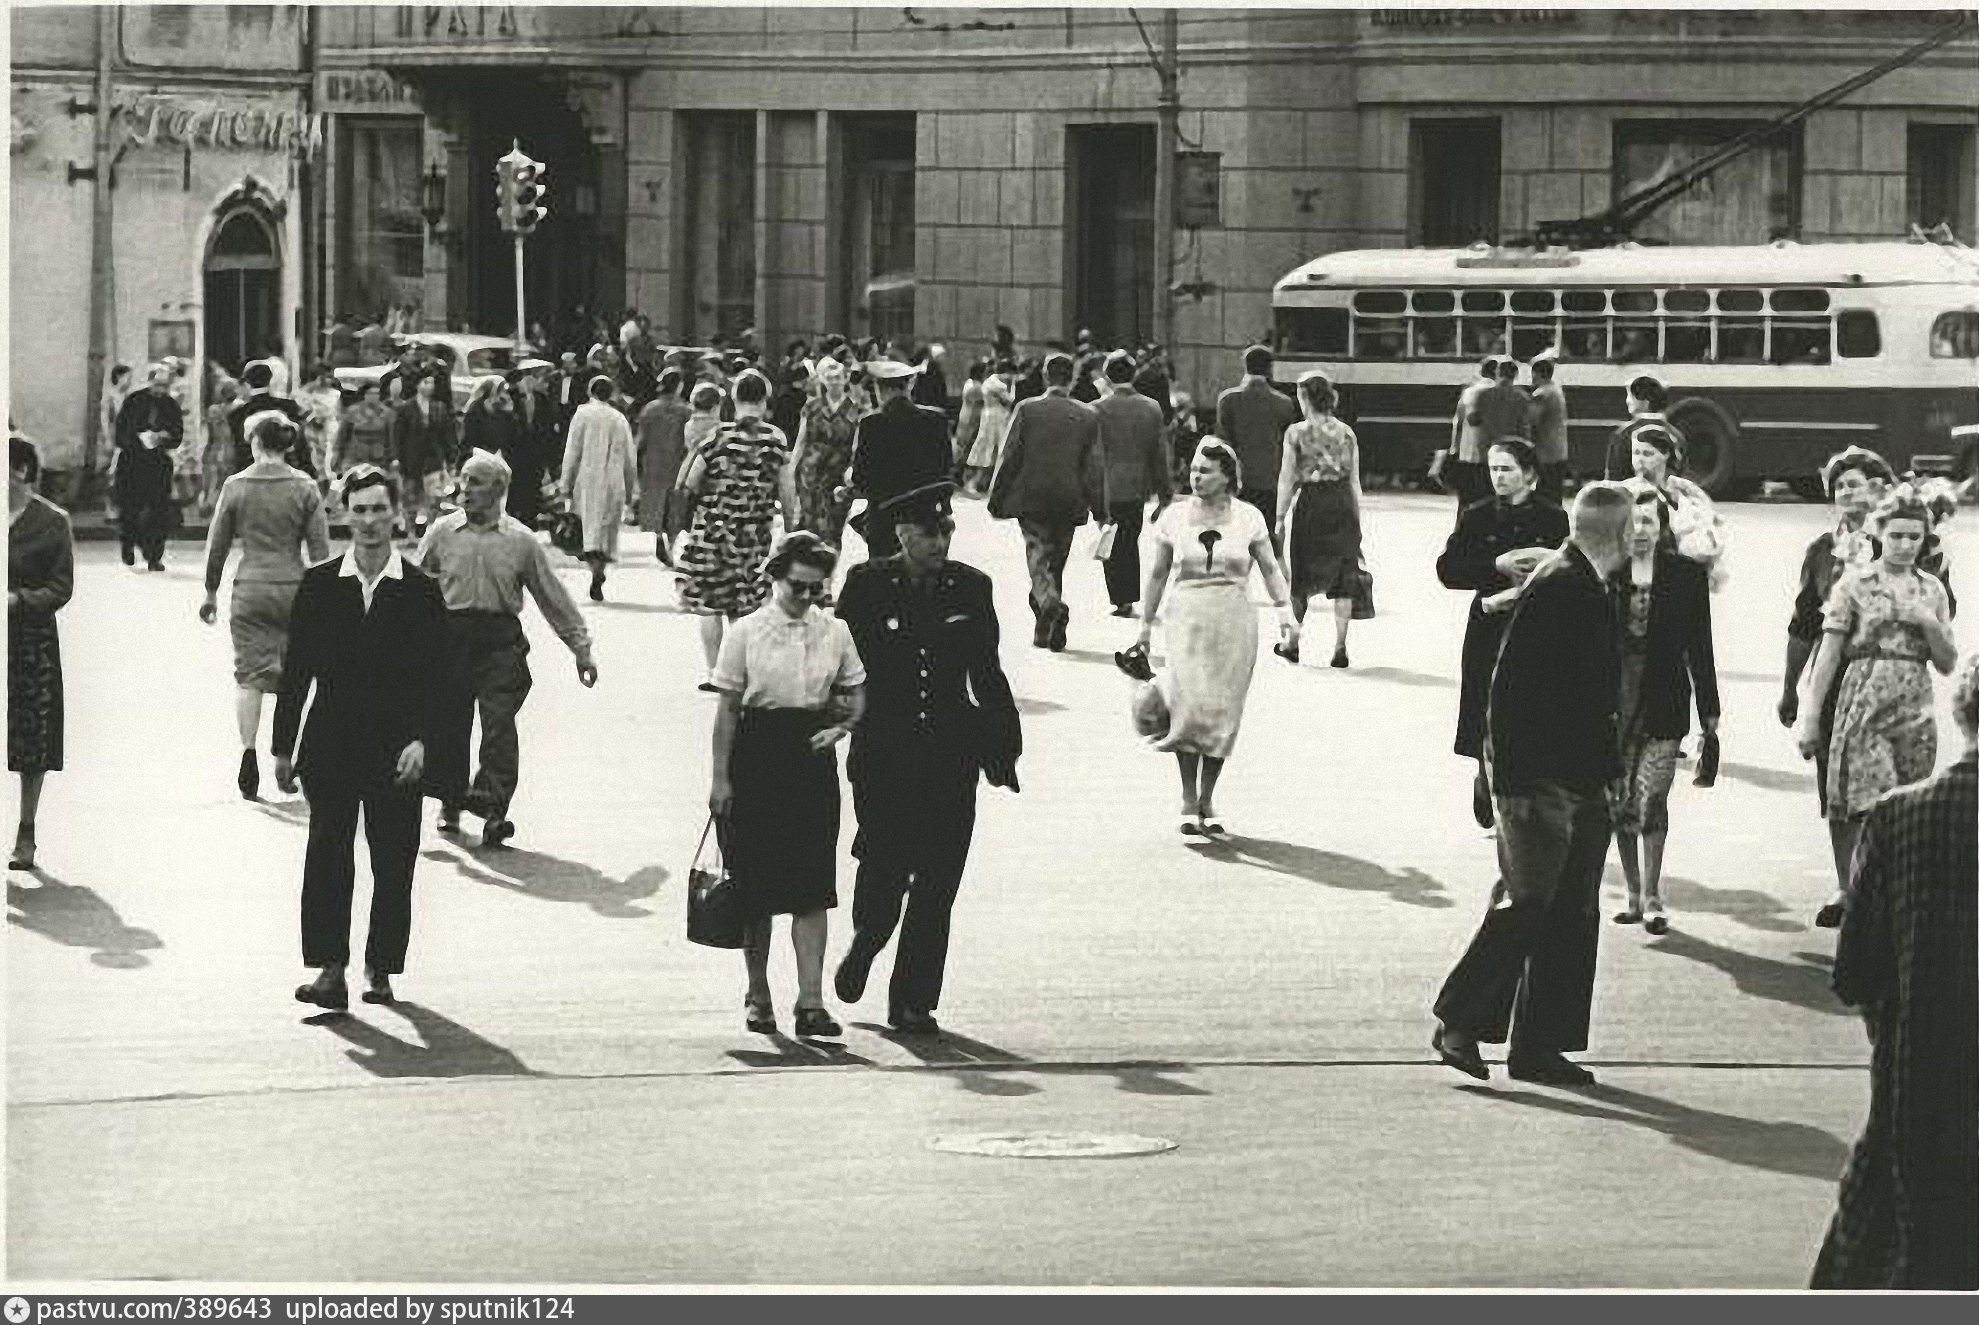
[1627,550,1721,740]
[984,391,1105,523]
[113,389,184,490]
[392,399,457,477]
[228,393,312,476]
[1214,378,1299,492]
[849,395,953,505]
[1487,542,1621,795]
[273,558,450,789]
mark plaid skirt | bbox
[7,613,63,773]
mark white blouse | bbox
[712,602,867,709]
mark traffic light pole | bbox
[513,232,527,357]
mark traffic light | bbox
[512,156,548,235]
[494,141,548,235]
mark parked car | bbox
[335,333,523,410]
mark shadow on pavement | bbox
[252,799,312,828]
[308,1001,537,1079]
[7,874,163,968]
[852,1024,1212,1097]
[1714,761,1817,795]
[588,599,683,615]
[1014,695,1068,717]
[1197,836,1453,909]
[1646,930,1847,1016]
[1349,666,1457,690]
[426,846,664,919]
[1459,1080,1849,1182]
[726,1033,876,1069]
[1605,867,1806,934]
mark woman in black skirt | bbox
[8,436,74,871]
[708,531,867,1038]
[1275,371,1370,668]
[1435,439,1568,827]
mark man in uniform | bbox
[832,481,1023,1036]
[417,449,599,848]
[845,359,952,561]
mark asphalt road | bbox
[8,492,1975,1287]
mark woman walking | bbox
[785,356,862,551]
[560,375,641,603]
[677,370,793,690]
[1275,371,1370,669]
[200,412,330,800]
[1435,439,1568,828]
[334,380,395,475]
[1622,423,1726,586]
[8,437,74,871]
[1796,487,1958,926]
[460,374,522,466]
[708,532,866,1038]
[1609,493,1720,934]
[953,359,989,477]
[963,361,1015,496]
[636,368,690,562]
[1134,439,1299,836]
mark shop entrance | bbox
[204,207,282,375]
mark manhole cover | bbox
[929,1131,1177,1159]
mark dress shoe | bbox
[1329,648,1350,669]
[482,818,516,849]
[834,945,876,1003]
[237,749,260,801]
[361,972,395,1004]
[1047,606,1069,652]
[889,1007,941,1036]
[146,561,166,573]
[1507,1054,1595,1086]
[1110,604,1137,618]
[120,544,136,567]
[1613,909,1643,925]
[588,578,605,603]
[793,1006,843,1039]
[1814,902,1846,929]
[8,827,36,871]
[294,973,349,1012]
[1643,913,1670,936]
[744,1000,777,1035]
[1432,1027,1489,1081]
[1031,616,1051,649]
[1471,773,1495,829]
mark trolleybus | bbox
[1271,240,1979,498]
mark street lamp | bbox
[419,161,447,233]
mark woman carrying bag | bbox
[707,532,866,1038]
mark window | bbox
[335,119,424,324]
[1614,121,1800,244]
[1908,123,1975,244]
[1410,119,1501,247]
[843,115,917,345]
[1836,311,1881,359]
[1931,311,1979,359]
[1275,307,1349,356]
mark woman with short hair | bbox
[1622,423,1726,588]
[560,374,640,603]
[636,367,691,562]
[1134,439,1299,836]
[708,531,866,1037]
[784,355,862,553]
[1275,371,1370,669]
[1796,487,1959,926]
[8,436,74,871]
[200,411,330,800]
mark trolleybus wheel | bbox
[1669,396,1740,499]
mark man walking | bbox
[276,466,449,1010]
[1094,350,1171,617]
[417,450,599,848]
[833,481,1022,1036]
[1431,482,1632,1086]
[1471,356,1531,449]
[1812,653,1977,1290]
[228,362,313,478]
[392,372,455,541]
[985,351,1105,650]
[112,363,184,571]
[1604,375,1684,480]
[846,359,952,561]
[1430,357,1499,508]
[1528,349,1570,503]
[1214,344,1299,527]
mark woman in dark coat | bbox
[1434,438,1568,828]
[8,436,74,871]
[1608,491,1720,933]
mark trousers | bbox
[429,611,533,817]
[1019,518,1076,622]
[300,772,422,973]
[1102,499,1148,608]
[117,469,173,565]
[1239,486,1277,530]
[848,742,980,1014]
[1433,779,1612,1056]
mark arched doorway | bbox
[204,207,281,375]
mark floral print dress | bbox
[792,393,862,547]
[675,419,788,618]
[1822,564,1951,821]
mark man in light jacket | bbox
[986,352,1105,651]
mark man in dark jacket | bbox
[986,352,1106,650]
[228,362,312,477]
[1214,344,1299,527]
[275,466,449,1009]
[391,372,456,540]
[112,363,185,570]
[1431,481,1632,1086]
[1094,350,1171,616]
[833,481,1022,1036]
[846,359,952,560]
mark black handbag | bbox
[685,816,748,949]
[548,509,584,555]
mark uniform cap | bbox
[864,359,922,382]
[873,479,957,528]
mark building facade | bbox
[10,5,319,476]
[13,7,1975,477]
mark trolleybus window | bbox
[1931,311,1979,358]
[1278,307,1349,356]
[1836,310,1882,359]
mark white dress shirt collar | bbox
[339,547,405,611]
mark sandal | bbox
[1179,815,1203,837]
[1643,914,1670,936]
[1199,816,1228,838]
[744,999,777,1035]
[793,1006,843,1039]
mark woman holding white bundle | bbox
[1131,438,1298,837]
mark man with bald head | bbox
[1432,482,1633,1086]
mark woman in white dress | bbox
[559,375,640,602]
[963,361,1015,496]
[1134,439,1299,836]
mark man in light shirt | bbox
[1528,349,1570,503]
[417,449,600,848]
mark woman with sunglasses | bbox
[708,531,867,1038]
